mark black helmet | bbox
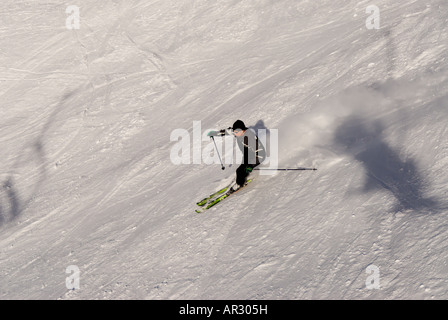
[232,120,247,131]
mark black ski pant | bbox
[236,163,257,187]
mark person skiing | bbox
[208,120,266,192]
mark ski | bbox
[195,179,252,213]
[196,184,232,207]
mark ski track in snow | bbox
[1,0,448,299]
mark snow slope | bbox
[1,0,448,299]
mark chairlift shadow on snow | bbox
[333,115,440,214]
[0,90,77,227]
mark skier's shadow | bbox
[249,120,271,159]
[333,116,439,214]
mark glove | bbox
[207,129,227,137]
[207,131,219,137]
[245,167,253,174]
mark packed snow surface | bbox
[1,0,448,299]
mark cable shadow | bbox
[333,115,440,214]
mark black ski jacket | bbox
[217,128,266,166]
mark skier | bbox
[208,120,266,192]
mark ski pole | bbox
[211,136,225,170]
[254,167,317,171]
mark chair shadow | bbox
[0,90,78,227]
[333,115,440,214]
